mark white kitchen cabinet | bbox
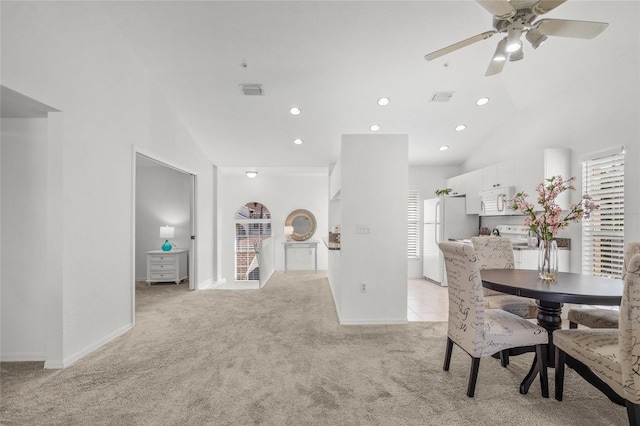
[482,160,515,190]
[146,249,188,284]
[514,249,570,272]
[516,148,570,210]
[445,174,463,196]
[445,169,482,214]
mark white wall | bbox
[1,118,48,361]
[336,134,408,324]
[135,156,192,280]
[1,2,216,367]
[218,169,328,284]
[258,237,275,288]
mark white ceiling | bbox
[98,1,636,168]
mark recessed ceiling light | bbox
[293,138,303,145]
[369,124,380,132]
[476,97,490,106]
[455,124,467,132]
[439,145,449,151]
[289,107,301,115]
[377,97,390,106]
[245,170,258,178]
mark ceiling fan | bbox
[424,0,608,76]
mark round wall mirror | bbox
[285,209,317,241]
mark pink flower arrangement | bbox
[511,175,599,242]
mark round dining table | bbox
[480,269,623,395]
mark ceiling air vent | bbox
[430,91,454,102]
[240,84,264,96]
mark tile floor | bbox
[407,278,448,322]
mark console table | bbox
[282,240,319,273]
[146,249,188,284]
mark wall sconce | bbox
[245,170,258,178]
[284,225,294,241]
[159,225,175,251]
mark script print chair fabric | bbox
[554,253,640,425]
[439,241,549,397]
[567,242,640,329]
[471,236,537,319]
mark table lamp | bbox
[284,225,294,242]
[159,226,175,251]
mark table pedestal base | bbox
[520,300,563,395]
[537,300,563,366]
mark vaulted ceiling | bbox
[99,1,637,168]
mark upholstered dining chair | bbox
[554,253,640,425]
[471,236,537,319]
[439,241,549,398]
[567,242,640,329]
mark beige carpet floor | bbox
[1,271,628,425]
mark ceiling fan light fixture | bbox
[526,28,548,49]
[506,27,523,53]
[509,49,524,62]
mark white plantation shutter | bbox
[408,189,420,259]
[582,150,625,278]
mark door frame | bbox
[131,146,198,325]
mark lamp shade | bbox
[159,226,175,239]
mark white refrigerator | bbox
[423,197,477,286]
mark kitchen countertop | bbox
[512,245,570,251]
[450,237,571,250]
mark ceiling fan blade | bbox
[424,31,496,61]
[486,38,508,76]
[535,19,609,39]
[532,0,567,15]
[476,0,515,19]
[485,56,507,76]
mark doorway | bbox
[1,86,62,366]
[133,151,197,323]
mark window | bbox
[408,188,421,259]
[235,202,271,281]
[582,149,625,278]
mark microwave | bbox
[480,186,516,216]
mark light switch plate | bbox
[356,224,371,234]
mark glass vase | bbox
[538,239,558,280]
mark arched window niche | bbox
[234,202,271,281]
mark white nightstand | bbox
[146,249,188,285]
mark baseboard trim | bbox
[1,351,46,362]
[45,323,133,369]
[215,280,259,290]
[327,278,343,324]
[201,278,226,290]
[339,318,409,325]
